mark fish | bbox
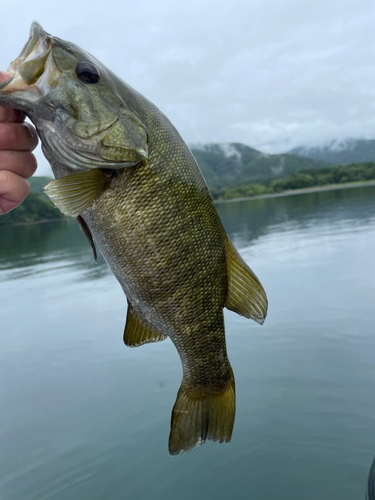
[0,22,268,454]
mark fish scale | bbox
[0,22,268,454]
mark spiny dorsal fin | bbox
[44,169,110,218]
[124,302,167,347]
[225,238,268,325]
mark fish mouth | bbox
[0,21,52,92]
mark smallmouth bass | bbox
[0,22,268,454]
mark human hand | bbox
[0,70,38,214]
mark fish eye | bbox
[76,61,100,84]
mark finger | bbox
[0,106,26,123]
[0,70,12,82]
[0,121,39,151]
[0,169,30,214]
[0,150,37,179]
[0,72,26,123]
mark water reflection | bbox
[217,185,375,248]
[1,185,374,280]
[0,220,109,282]
[1,185,375,500]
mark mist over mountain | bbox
[28,139,375,201]
[190,143,328,188]
[290,139,375,165]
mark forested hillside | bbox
[2,152,375,225]
[0,177,63,226]
[211,162,375,200]
[191,143,328,188]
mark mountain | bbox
[190,143,328,188]
[290,139,375,165]
[28,146,328,193]
[29,176,53,198]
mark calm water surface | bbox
[1,185,375,499]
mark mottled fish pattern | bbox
[0,23,268,454]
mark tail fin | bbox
[168,378,236,455]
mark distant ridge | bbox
[30,139,375,193]
[290,139,375,165]
[190,142,328,188]
[25,147,375,206]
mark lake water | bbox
[1,185,375,500]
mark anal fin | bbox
[225,238,268,325]
[124,302,167,347]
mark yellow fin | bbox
[169,377,236,455]
[225,238,268,325]
[44,170,109,218]
[124,303,167,347]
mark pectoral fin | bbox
[124,302,167,347]
[225,238,268,325]
[44,169,112,218]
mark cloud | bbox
[1,0,375,175]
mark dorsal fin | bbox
[124,302,167,347]
[224,238,268,325]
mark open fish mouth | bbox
[0,21,52,91]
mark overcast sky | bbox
[1,0,375,176]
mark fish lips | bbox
[0,21,52,98]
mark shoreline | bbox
[213,180,375,204]
[2,217,66,228]
[3,180,375,226]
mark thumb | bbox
[0,71,12,83]
[0,71,26,122]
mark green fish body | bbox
[0,23,268,454]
